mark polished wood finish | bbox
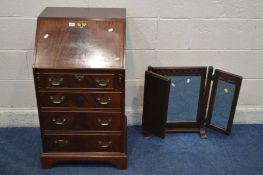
[40,112,121,131]
[33,7,127,169]
[34,69,124,91]
[41,152,127,169]
[43,134,121,152]
[38,91,121,108]
[35,8,125,69]
[37,73,118,90]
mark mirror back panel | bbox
[142,71,171,138]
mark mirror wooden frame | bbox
[143,66,208,139]
[206,69,242,135]
[142,66,242,139]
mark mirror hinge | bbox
[211,75,215,80]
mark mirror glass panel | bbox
[166,76,201,122]
[210,80,236,129]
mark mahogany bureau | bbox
[33,7,127,169]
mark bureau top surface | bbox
[39,7,126,20]
[34,7,126,69]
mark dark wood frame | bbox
[147,66,208,138]
[142,71,171,139]
[206,69,242,135]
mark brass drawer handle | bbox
[48,78,64,86]
[50,96,65,104]
[97,118,112,126]
[77,22,86,29]
[96,79,110,87]
[97,97,111,105]
[75,74,85,81]
[54,139,68,148]
[52,117,67,125]
[98,141,112,148]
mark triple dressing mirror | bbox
[142,66,242,139]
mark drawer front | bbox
[40,112,121,131]
[43,134,121,152]
[36,73,122,90]
[38,92,121,108]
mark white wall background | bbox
[0,0,263,126]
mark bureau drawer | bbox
[35,73,123,90]
[38,92,121,108]
[43,134,121,152]
[40,112,121,131]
